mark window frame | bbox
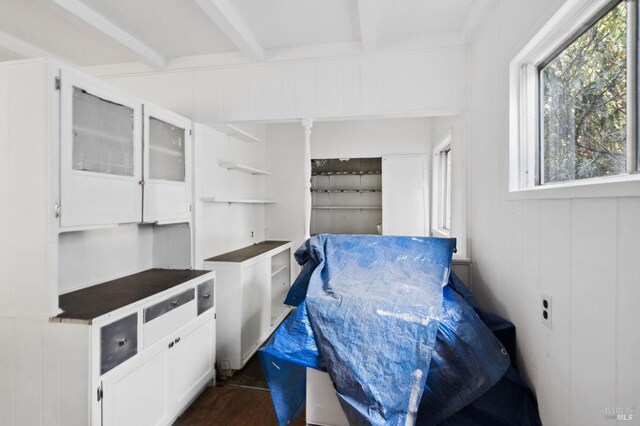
[509,0,640,199]
[432,132,452,237]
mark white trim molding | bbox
[431,130,452,237]
[508,0,640,199]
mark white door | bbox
[382,155,429,236]
[59,68,143,227]
[101,343,169,426]
[168,316,215,413]
[143,104,192,223]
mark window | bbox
[510,0,640,196]
[540,0,628,183]
[432,134,452,236]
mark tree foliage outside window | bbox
[540,0,627,183]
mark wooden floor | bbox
[174,355,306,426]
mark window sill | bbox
[508,173,640,200]
[431,228,451,238]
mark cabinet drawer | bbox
[197,280,214,315]
[143,288,196,348]
[144,288,194,323]
[101,313,138,375]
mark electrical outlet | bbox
[251,231,254,238]
[220,360,231,370]
[541,294,552,329]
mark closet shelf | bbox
[73,126,131,145]
[218,161,271,175]
[312,206,382,210]
[312,171,381,176]
[150,145,184,157]
[201,197,276,204]
[311,189,382,193]
[271,265,288,276]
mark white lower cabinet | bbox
[102,314,214,426]
[51,271,215,426]
[204,241,292,371]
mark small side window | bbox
[432,134,452,237]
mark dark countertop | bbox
[204,240,290,263]
[55,269,211,324]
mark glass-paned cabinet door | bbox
[148,117,185,182]
[143,104,192,223]
[59,68,143,228]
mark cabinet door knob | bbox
[171,300,180,307]
[175,337,181,344]
[117,338,128,347]
[169,342,174,348]
[203,293,211,299]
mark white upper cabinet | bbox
[143,104,192,223]
[59,68,143,228]
[58,66,193,228]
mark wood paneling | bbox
[105,49,467,123]
[569,199,617,424]
[468,2,640,425]
[615,198,640,412]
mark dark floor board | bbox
[174,387,306,426]
[174,353,305,425]
[218,353,269,390]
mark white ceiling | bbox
[79,0,238,57]
[233,0,360,50]
[378,0,474,47]
[0,0,492,69]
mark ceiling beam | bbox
[50,0,166,69]
[0,30,58,59]
[459,0,497,43]
[357,0,378,53]
[193,0,264,62]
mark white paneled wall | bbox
[430,115,468,260]
[193,123,268,268]
[265,118,433,269]
[310,118,432,158]
[468,2,640,425]
[99,48,467,123]
[0,60,57,318]
[58,225,154,294]
[265,124,306,262]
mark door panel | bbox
[382,155,429,236]
[240,260,270,362]
[101,344,169,426]
[169,318,214,412]
[143,104,192,223]
[60,68,142,227]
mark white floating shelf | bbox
[201,197,276,204]
[218,160,271,175]
[312,206,382,210]
[154,219,190,226]
[210,123,260,143]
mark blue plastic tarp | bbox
[260,235,537,426]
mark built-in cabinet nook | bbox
[311,157,383,235]
[0,59,211,425]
